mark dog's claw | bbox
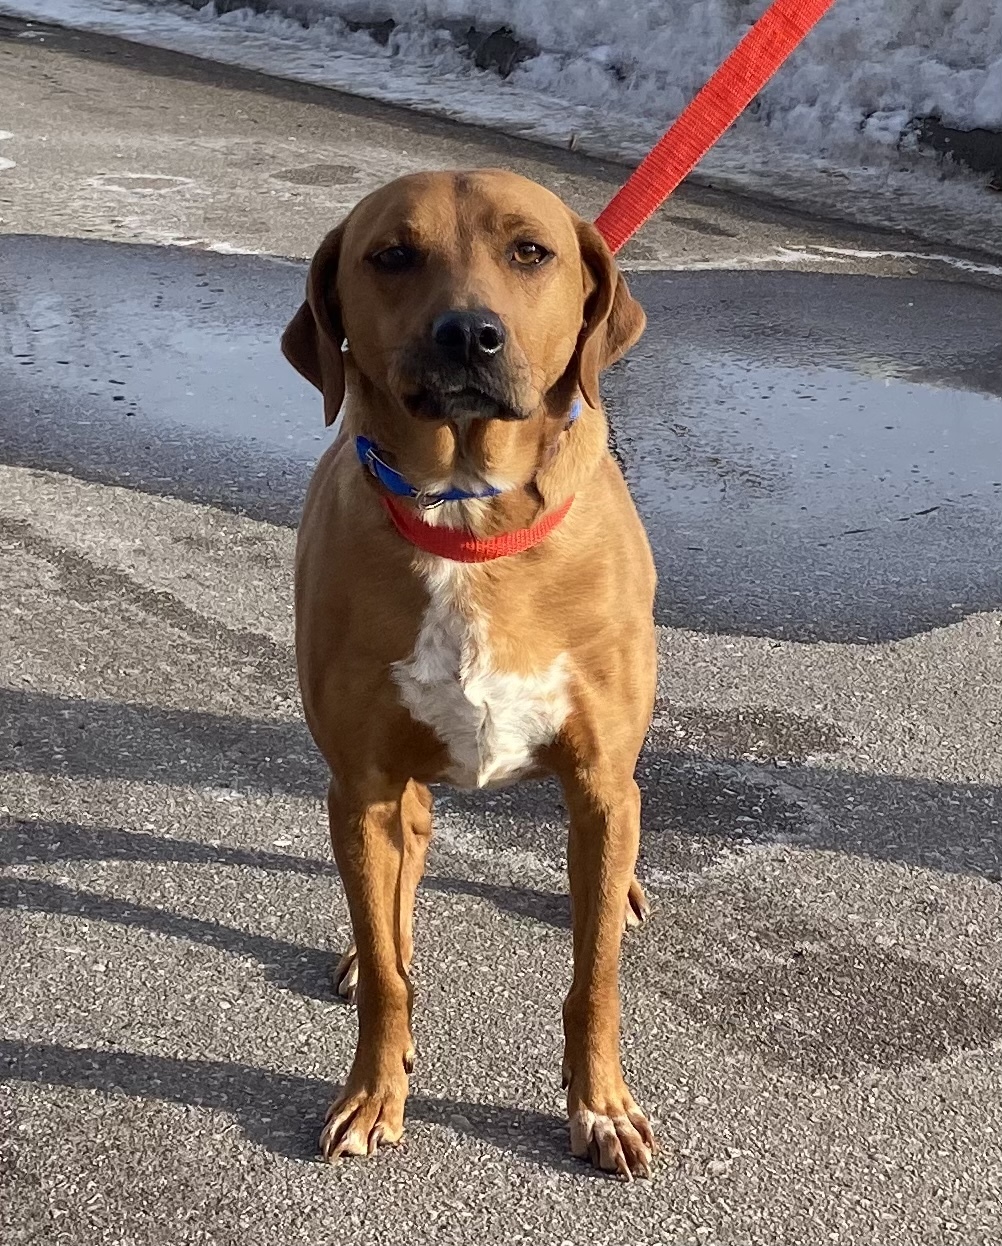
[569,1102,656,1180]
[319,1085,405,1162]
[331,944,359,1002]
[624,878,651,930]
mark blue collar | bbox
[355,399,582,509]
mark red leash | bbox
[595,0,839,253]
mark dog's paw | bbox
[624,877,651,931]
[330,944,358,1001]
[568,1092,656,1180]
[319,1081,407,1162]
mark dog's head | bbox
[281,170,645,429]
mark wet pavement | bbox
[2,235,313,526]
[3,22,1002,1246]
[5,236,1001,640]
[623,270,1002,641]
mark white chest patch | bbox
[392,558,572,789]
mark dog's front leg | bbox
[559,769,656,1179]
[320,776,415,1161]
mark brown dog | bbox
[283,169,657,1179]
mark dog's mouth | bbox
[402,384,527,423]
[397,346,530,422]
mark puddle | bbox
[623,355,1002,528]
[619,271,1002,640]
[3,235,319,455]
[1,235,321,523]
[2,240,1000,637]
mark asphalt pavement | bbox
[2,17,1001,1246]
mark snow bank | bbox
[272,0,1002,152]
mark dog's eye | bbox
[369,245,418,273]
[510,241,551,267]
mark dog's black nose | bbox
[432,309,506,363]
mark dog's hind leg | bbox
[397,780,434,974]
[319,775,421,1162]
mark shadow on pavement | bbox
[421,874,570,929]
[0,875,335,1001]
[0,819,335,877]
[0,817,559,922]
[0,1039,582,1173]
[0,824,569,996]
[3,687,1001,879]
[0,687,324,799]
[6,805,1000,1083]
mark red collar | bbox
[382,494,573,563]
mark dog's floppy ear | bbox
[281,224,346,427]
[573,218,646,409]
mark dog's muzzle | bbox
[400,307,527,422]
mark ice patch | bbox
[87,172,194,192]
[625,243,1002,279]
[807,244,1002,279]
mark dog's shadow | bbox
[0,820,572,1011]
[0,823,591,1175]
[0,1037,591,1175]
[0,869,337,1001]
[423,873,570,929]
